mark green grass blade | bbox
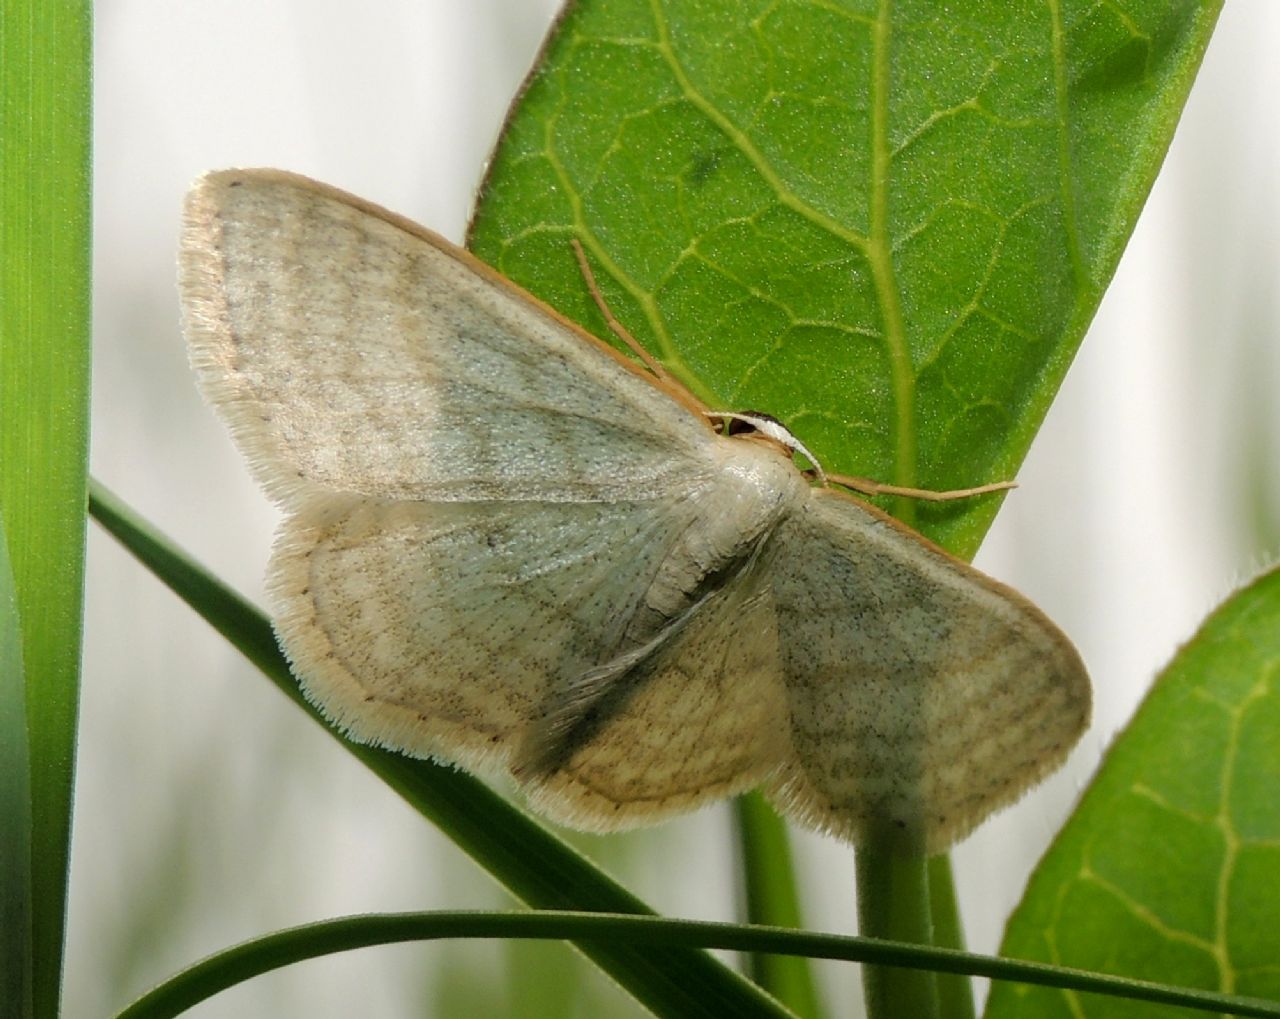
[87,480,794,1019]
[0,518,33,1018]
[114,910,1280,1019]
[0,2,93,1015]
[988,566,1280,1017]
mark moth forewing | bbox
[179,169,717,510]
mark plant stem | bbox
[928,855,975,1019]
[856,838,939,1019]
[734,793,824,1019]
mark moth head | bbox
[706,410,827,485]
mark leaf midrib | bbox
[650,0,917,509]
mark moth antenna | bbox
[827,472,1017,502]
[570,239,670,382]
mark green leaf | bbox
[0,3,93,1015]
[88,482,794,1019]
[988,566,1280,1018]
[468,0,1222,556]
[468,3,1222,1016]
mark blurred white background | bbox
[76,2,1280,1016]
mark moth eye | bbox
[724,409,782,437]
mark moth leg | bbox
[569,239,667,380]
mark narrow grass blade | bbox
[0,3,93,1015]
[115,910,1280,1019]
[0,520,34,1018]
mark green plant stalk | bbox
[114,910,1280,1019]
[733,793,824,1019]
[857,841,938,1018]
[851,816,977,1019]
[0,3,93,1017]
[927,855,975,1019]
[88,481,794,1019]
